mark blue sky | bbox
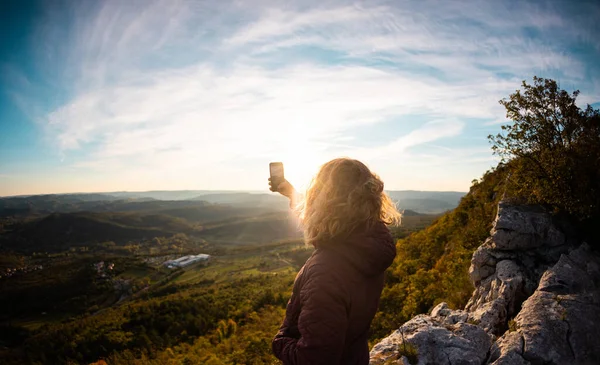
[1,0,599,196]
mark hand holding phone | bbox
[269,162,295,198]
[269,162,285,190]
[269,162,300,210]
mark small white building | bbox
[164,254,210,269]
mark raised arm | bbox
[269,179,302,210]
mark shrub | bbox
[397,342,418,364]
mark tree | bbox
[489,77,600,223]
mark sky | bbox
[1,0,599,196]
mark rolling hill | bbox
[198,214,302,244]
[0,212,198,252]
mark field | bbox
[173,241,308,285]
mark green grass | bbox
[12,313,65,331]
[173,243,311,285]
[118,267,152,279]
[116,265,168,283]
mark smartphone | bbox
[269,162,285,190]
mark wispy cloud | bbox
[345,119,465,160]
[9,0,599,191]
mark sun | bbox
[281,155,319,191]
[277,134,325,191]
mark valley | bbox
[0,190,444,364]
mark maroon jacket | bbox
[272,222,396,365]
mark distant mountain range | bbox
[0,190,461,253]
[386,191,465,214]
[0,190,466,216]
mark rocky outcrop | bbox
[370,201,600,365]
[370,303,491,365]
[466,202,576,335]
[489,243,600,364]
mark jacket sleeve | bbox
[272,264,349,364]
[274,298,301,340]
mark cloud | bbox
[225,5,378,46]
[228,1,589,79]
[345,119,466,161]
[383,120,465,153]
[17,0,600,191]
[46,62,504,164]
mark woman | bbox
[269,158,401,365]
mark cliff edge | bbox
[370,201,600,365]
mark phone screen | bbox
[270,162,284,185]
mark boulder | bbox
[490,202,566,250]
[370,303,492,365]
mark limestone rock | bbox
[465,201,573,335]
[492,244,600,365]
[488,331,529,364]
[431,302,468,325]
[468,243,497,285]
[490,202,566,250]
[466,259,526,334]
[369,303,491,365]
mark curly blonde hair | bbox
[298,158,401,245]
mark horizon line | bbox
[0,188,468,199]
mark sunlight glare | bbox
[277,129,325,191]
